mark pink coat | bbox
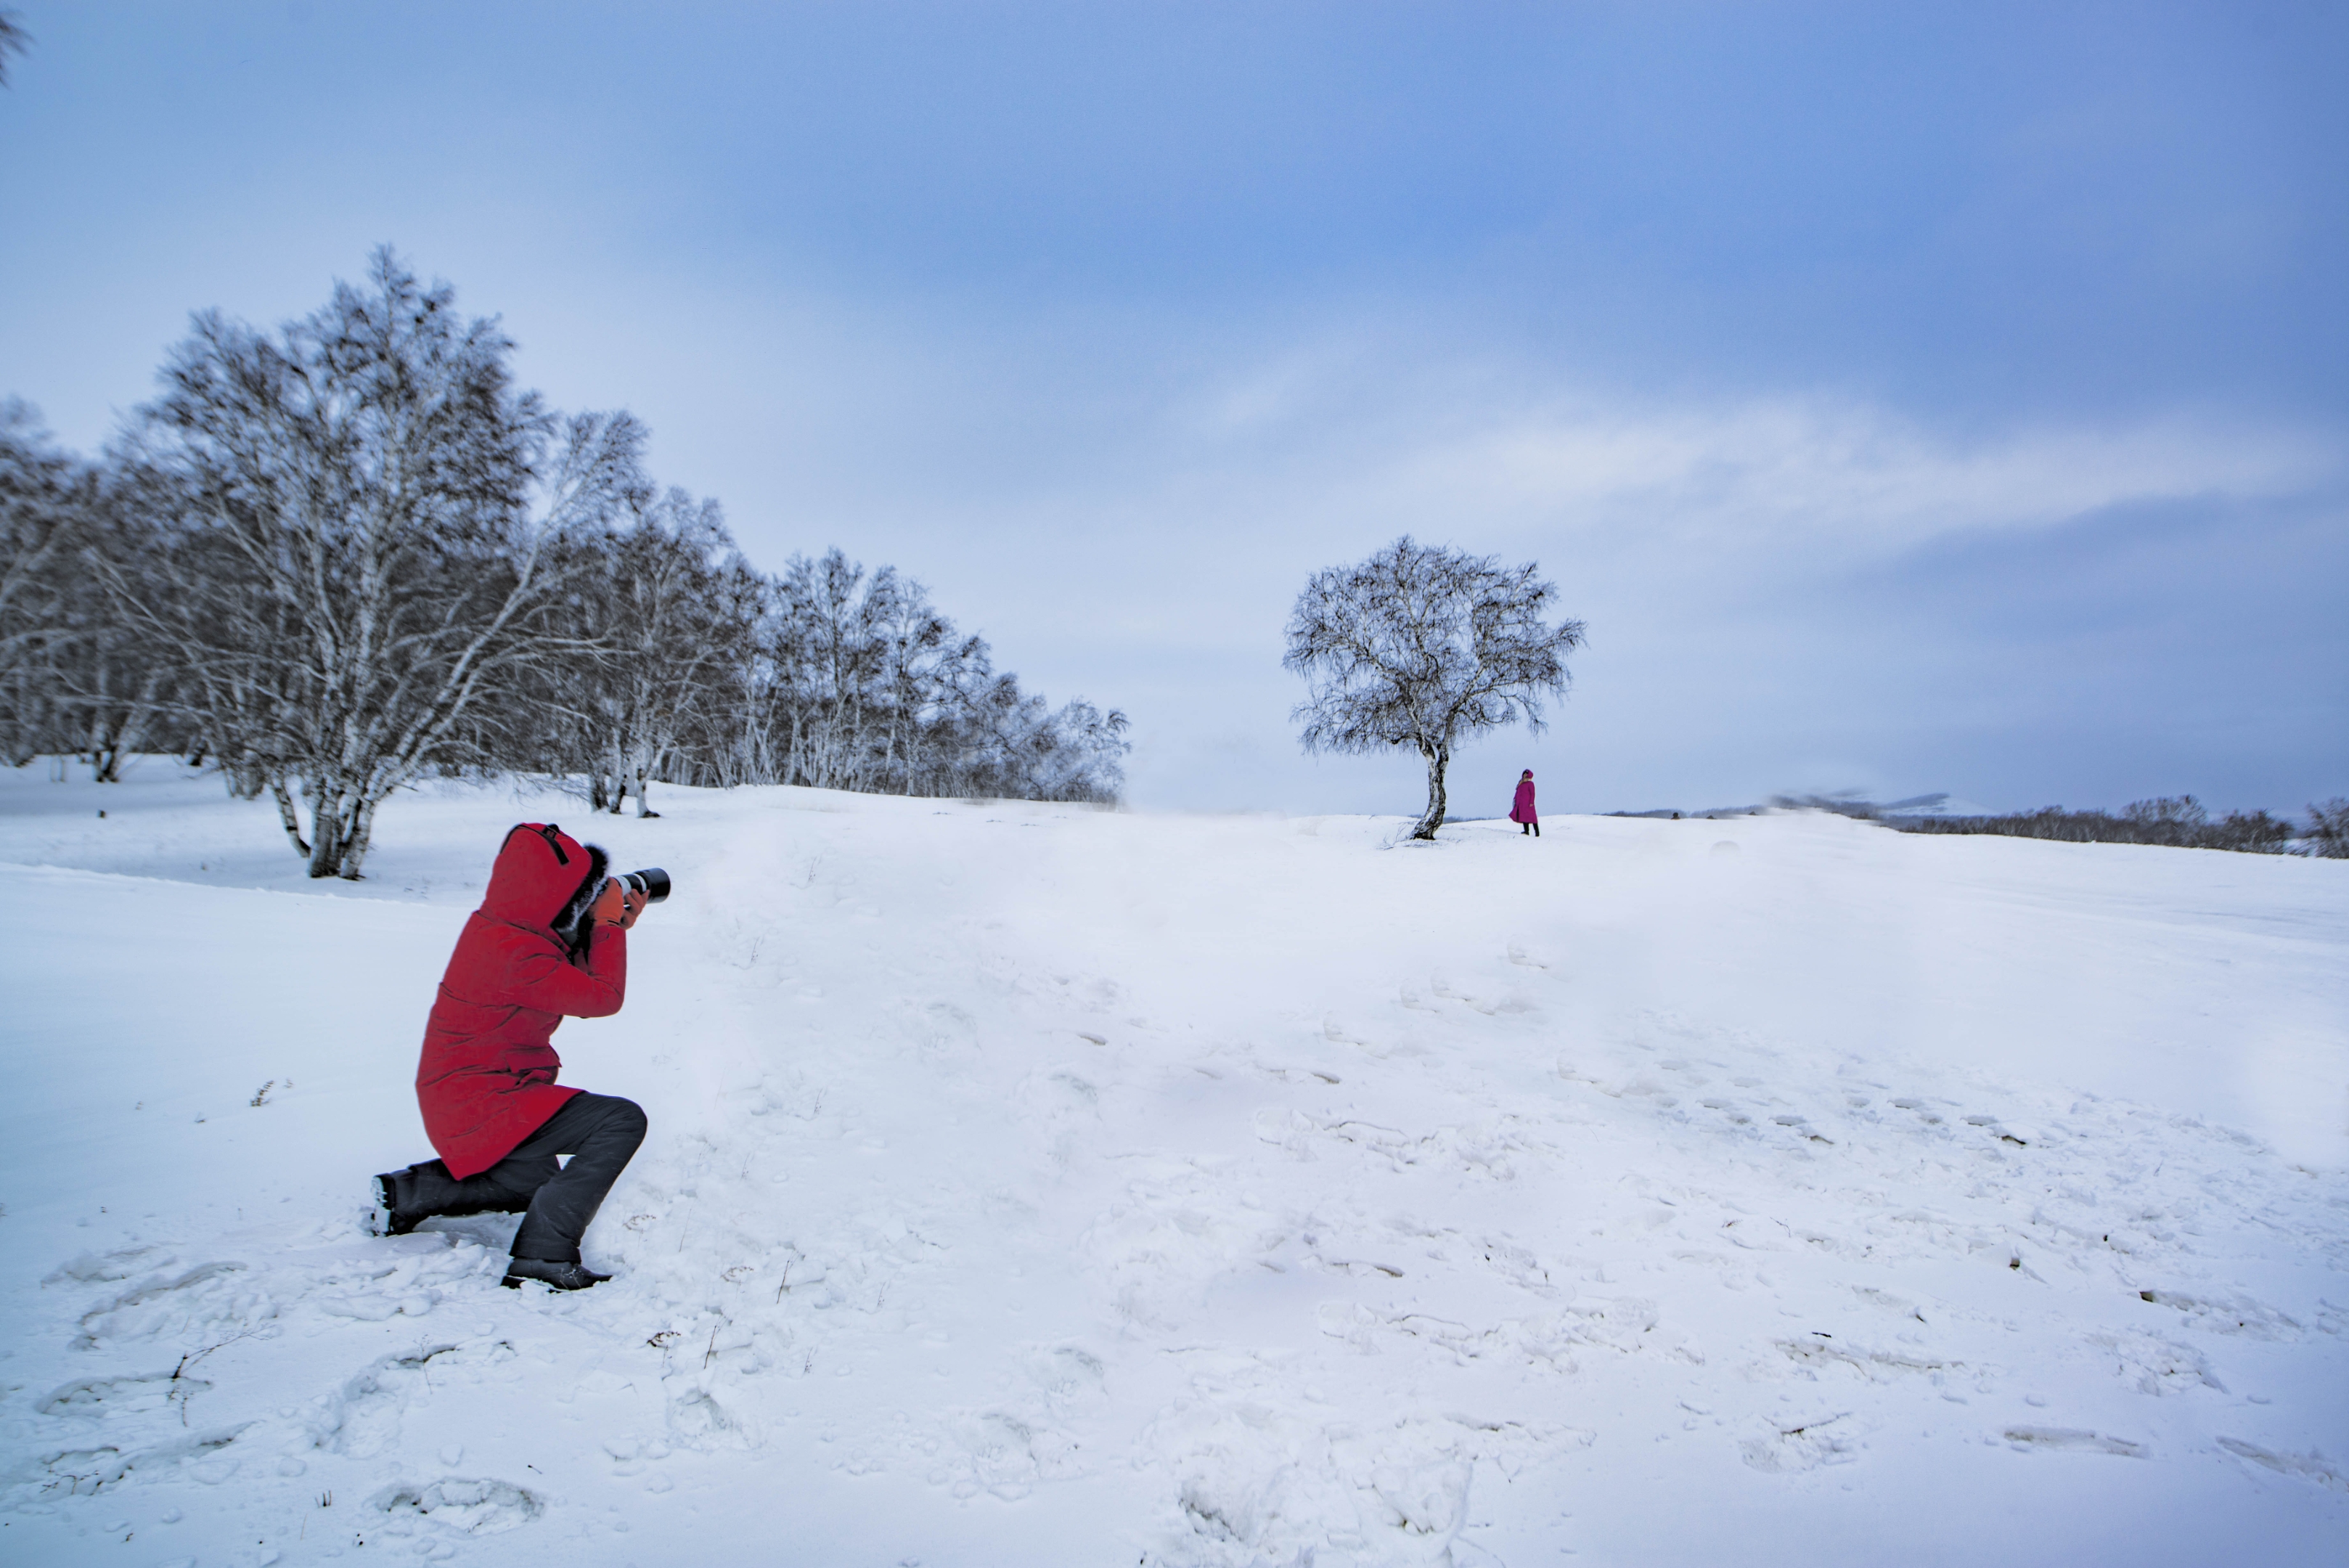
[1510,778,1537,824]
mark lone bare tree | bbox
[1284,536,1585,841]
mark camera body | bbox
[552,866,672,951]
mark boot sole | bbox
[499,1267,610,1291]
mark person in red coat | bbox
[1510,769,1540,837]
[373,822,652,1291]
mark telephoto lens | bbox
[620,867,671,903]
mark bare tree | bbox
[568,486,759,816]
[872,573,966,795]
[1284,536,1584,840]
[767,550,900,792]
[0,401,82,762]
[0,10,30,87]
[0,404,176,777]
[106,250,647,877]
[9,248,1134,822]
[714,547,1127,803]
[2305,799,2349,859]
[1017,698,1132,803]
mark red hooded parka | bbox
[416,823,626,1179]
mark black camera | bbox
[618,867,671,904]
[551,862,672,955]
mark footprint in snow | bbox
[370,1475,543,1535]
[2218,1437,2349,1492]
[1740,1411,1865,1472]
[2002,1426,2147,1458]
[2133,1288,2305,1341]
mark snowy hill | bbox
[2,761,2345,1567]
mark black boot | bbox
[501,1258,611,1291]
[372,1171,424,1236]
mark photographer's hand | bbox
[590,878,647,931]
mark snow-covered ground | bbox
[2,759,2345,1567]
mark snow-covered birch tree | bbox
[568,486,759,817]
[769,550,900,792]
[0,404,181,777]
[1283,536,1584,841]
[0,402,81,764]
[110,250,647,878]
[5,250,1132,817]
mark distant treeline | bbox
[1769,793,2349,858]
[0,253,1127,878]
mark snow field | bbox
[1,762,2345,1565]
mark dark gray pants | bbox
[394,1093,647,1262]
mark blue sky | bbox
[2,1,2342,814]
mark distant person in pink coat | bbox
[1510,769,1540,837]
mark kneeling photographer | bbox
[372,822,669,1291]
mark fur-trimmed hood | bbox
[480,822,609,941]
[550,841,611,944]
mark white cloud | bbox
[1394,396,2334,554]
[1116,333,2343,574]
